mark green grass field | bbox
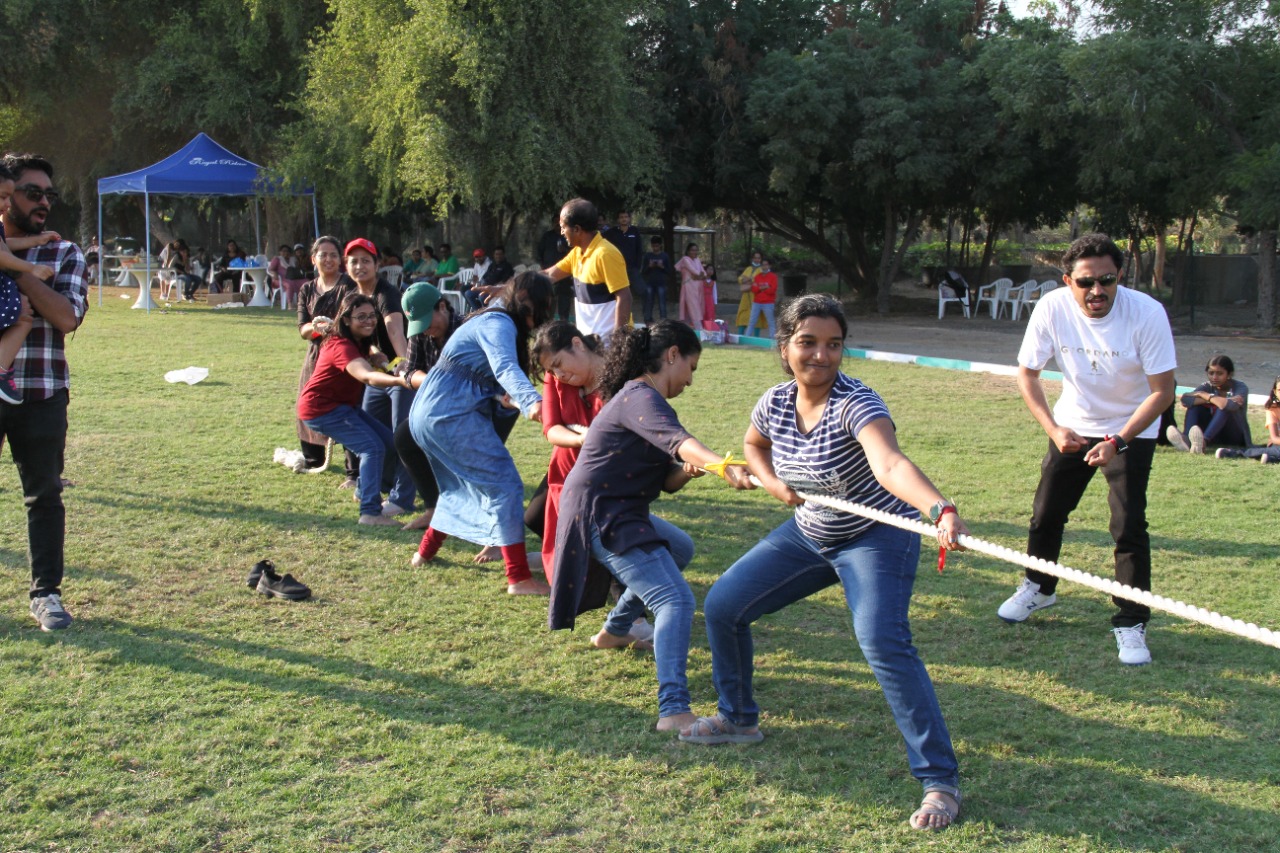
[1,291,1277,852]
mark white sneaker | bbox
[1113,623,1151,665]
[381,501,409,517]
[1188,425,1205,455]
[1166,425,1190,452]
[997,578,1057,623]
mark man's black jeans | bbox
[0,389,67,599]
[1025,436,1155,627]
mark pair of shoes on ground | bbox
[998,578,1150,665]
[248,559,311,601]
[1166,424,1205,454]
[30,593,72,631]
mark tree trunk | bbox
[1257,229,1276,331]
[977,218,1000,286]
[875,202,898,316]
[1153,231,1166,290]
[137,197,176,255]
[78,181,97,248]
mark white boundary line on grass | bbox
[726,333,1273,406]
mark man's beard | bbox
[9,205,49,236]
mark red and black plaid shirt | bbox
[14,238,88,402]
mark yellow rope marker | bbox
[702,452,739,480]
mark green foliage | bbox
[903,240,1029,274]
[290,0,654,221]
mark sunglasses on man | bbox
[15,185,60,204]
[1070,273,1118,289]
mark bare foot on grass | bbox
[590,629,653,651]
[473,545,502,564]
[402,511,434,531]
[655,712,698,733]
[507,577,551,595]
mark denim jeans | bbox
[1183,405,1247,446]
[0,390,68,598]
[1026,437,1155,626]
[643,281,667,323]
[747,302,776,339]
[363,384,416,509]
[590,517,696,719]
[703,518,959,791]
[304,405,396,517]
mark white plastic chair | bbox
[437,267,476,314]
[1006,279,1039,320]
[157,269,179,301]
[1015,280,1059,319]
[973,277,1013,319]
[381,265,403,289]
[937,283,970,319]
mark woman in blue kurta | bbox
[408,272,556,595]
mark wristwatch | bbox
[928,499,956,524]
[1104,434,1129,454]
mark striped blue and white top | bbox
[751,372,916,543]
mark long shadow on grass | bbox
[44,617,660,753]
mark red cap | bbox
[472,248,485,258]
[344,238,378,259]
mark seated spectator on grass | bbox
[297,292,421,527]
[1215,375,1280,463]
[1167,356,1250,454]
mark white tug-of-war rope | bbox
[786,485,1280,650]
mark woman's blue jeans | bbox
[703,518,959,791]
[1183,404,1247,446]
[363,384,417,509]
[304,405,396,517]
[590,516,696,719]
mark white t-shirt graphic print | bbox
[1018,285,1176,439]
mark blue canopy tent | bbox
[96,133,318,309]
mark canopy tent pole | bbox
[254,198,262,259]
[144,190,152,314]
[96,194,103,307]
[312,195,320,241]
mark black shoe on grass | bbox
[248,559,273,589]
[256,567,312,601]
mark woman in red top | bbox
[530,320,668,647]
[531,322,607,581]
[297,293,421,525]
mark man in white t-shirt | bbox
[998,233,1176,666]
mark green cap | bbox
[403,283,443,337]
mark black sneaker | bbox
[256,566,312,601]
[247,559,273,589]
[0,368,22,405]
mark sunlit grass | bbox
[0,288,1276,851]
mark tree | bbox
[288,0,653,246]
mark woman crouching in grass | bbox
[684,294,967,832]
[297,293,421,526]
